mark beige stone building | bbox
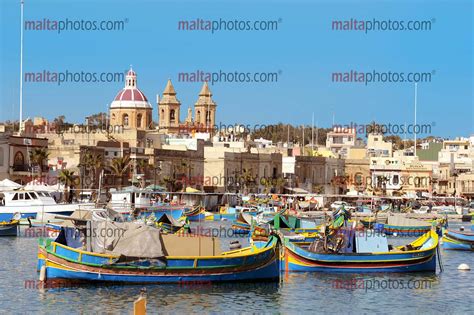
[326,127,356,158]
[367,133,392,157]
[456,172,474,199]
[203,143,282,193]
[294,156,345,194]
[344,158,370,193]
[400,159,433,195]
[0,134,49,184]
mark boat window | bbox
[25,193,31,200]
[12,193,18,200]
[19,193,24,200]
[29,192,38,199]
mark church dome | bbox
[110,67,151,109]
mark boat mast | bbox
[414,83,417,157]
[302,124,305,156]
[19,0,24,134]
[311,112,314,153]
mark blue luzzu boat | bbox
[444,229,474,243]
[37,235,281,284]
[282,230,439,273]
[184,206,206,221]
[375,215,433,237]
[231,212,254,235]
[0,220,19,236]
[0,212,21,236]
[442,229,474,251]
[442,236,473,250]
[139,207,185,221]
[375,223,432,237]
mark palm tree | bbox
[58,169,77,203]
[175,161,193,190]
[136,159,150,187]
[239,168,256,194]
[109,156,131,188]
[163,175,176,192]
[81,151,103,188]
[29,147,49,181]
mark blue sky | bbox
[0,0,472,138]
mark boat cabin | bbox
[0,190,57,207]
[109,187,152,210]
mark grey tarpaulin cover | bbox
[91,211,164,258]
[387,214,430,227]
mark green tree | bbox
[108,156,131,188]
[87,112,108,129]
[29,147,49,181]
[58,169,77,202]
[81,150,103,188]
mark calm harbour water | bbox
[0,221,472,314]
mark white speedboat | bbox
[0,190,95,223]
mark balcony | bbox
[11,164,49,173]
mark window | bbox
[414,177,421,188]
[161,109,165,121]
[123,114,129,126]
[393,175,399,185]
[197,111,201,122]
[25,193,31,200]
[19,193,24,200]
[29,192,38,199]
[137,114,142,128]
[12,193,18,200]
[170,109,175,122]
[14,151,25,166]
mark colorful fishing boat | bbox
[0,219,19,236]
[442,229,474,251]
[376,215,432,237]
[139,205,186,221]
[37,233,281,284]
[184,206,206,221]
[205,206,238,221]
[267,213,319,233]
[155,213,189,234]
[44,223,62,239]
[0,212,21,236]
[231,212,253,235]
[282,230,439,272]
[360,217,380,229]
[442,236,474,250]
